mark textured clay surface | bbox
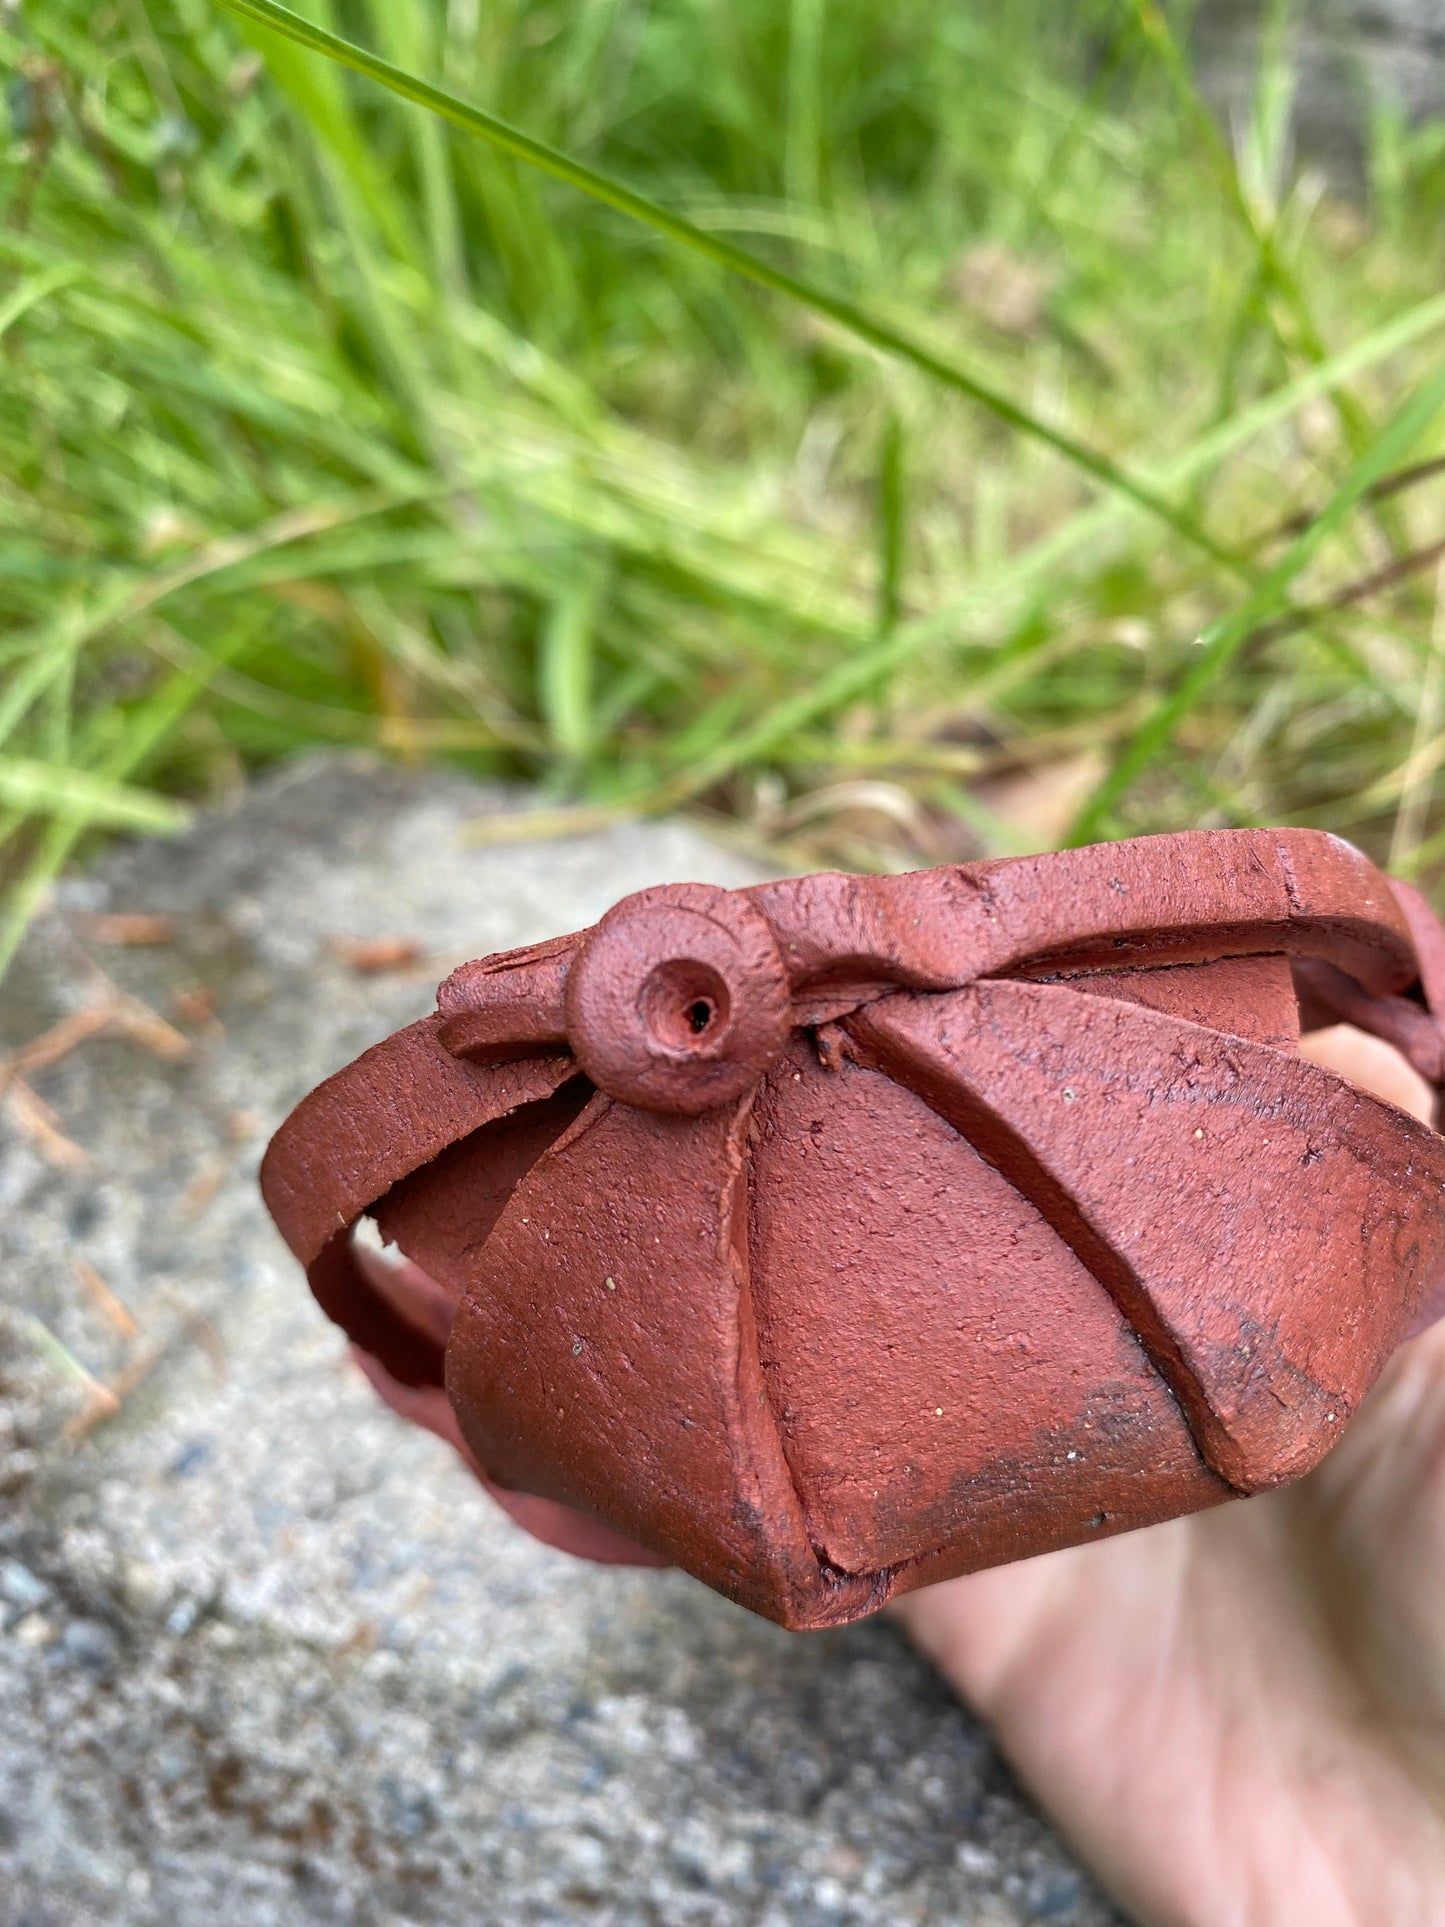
[747,1040,1225,1578]
[263,818,1445,1630]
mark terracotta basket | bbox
[262,829,1445,1628]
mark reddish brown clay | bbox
[260,829,1445,1629]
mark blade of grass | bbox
[876,409,906,635]
[0,626,89,750]
[245,18,449,457]
[233,5,420,269]
[0,264,81,340]
[1,490,433,741]
[1261,454,1445,546]
[538,568,601,769]
[785,0,826,208]
[368,1,471,318]
[1067,361,1445,845]
[1388,556,1445,869]
[1132,0,1402,514]
[0,759,192,833]
[897,286,1445,646]
[208,0,1232,563]
[658,292,1445,804]
[0,634,253,977]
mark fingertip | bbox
[1299,1023,1437,1125]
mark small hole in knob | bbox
[639,960,731,1054]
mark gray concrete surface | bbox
[1195,0,1445,169]
[0,756,1123,1927]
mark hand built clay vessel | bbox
[261,829,1445,1629]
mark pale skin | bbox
[355,1024,1445,1926]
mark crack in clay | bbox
[852,1036,1253,1499]
[734,1091,883,1612]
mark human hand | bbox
[894,1023,1445,1926]
[353,1025,1445,1924]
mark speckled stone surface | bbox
[0,756,1124,1927]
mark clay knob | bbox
[564,883,791,1114]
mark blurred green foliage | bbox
[6,0,1445,972]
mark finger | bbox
[1299,1022,1435,1124]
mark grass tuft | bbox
[5,0,1445,970]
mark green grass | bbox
[6,0,1445,974]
